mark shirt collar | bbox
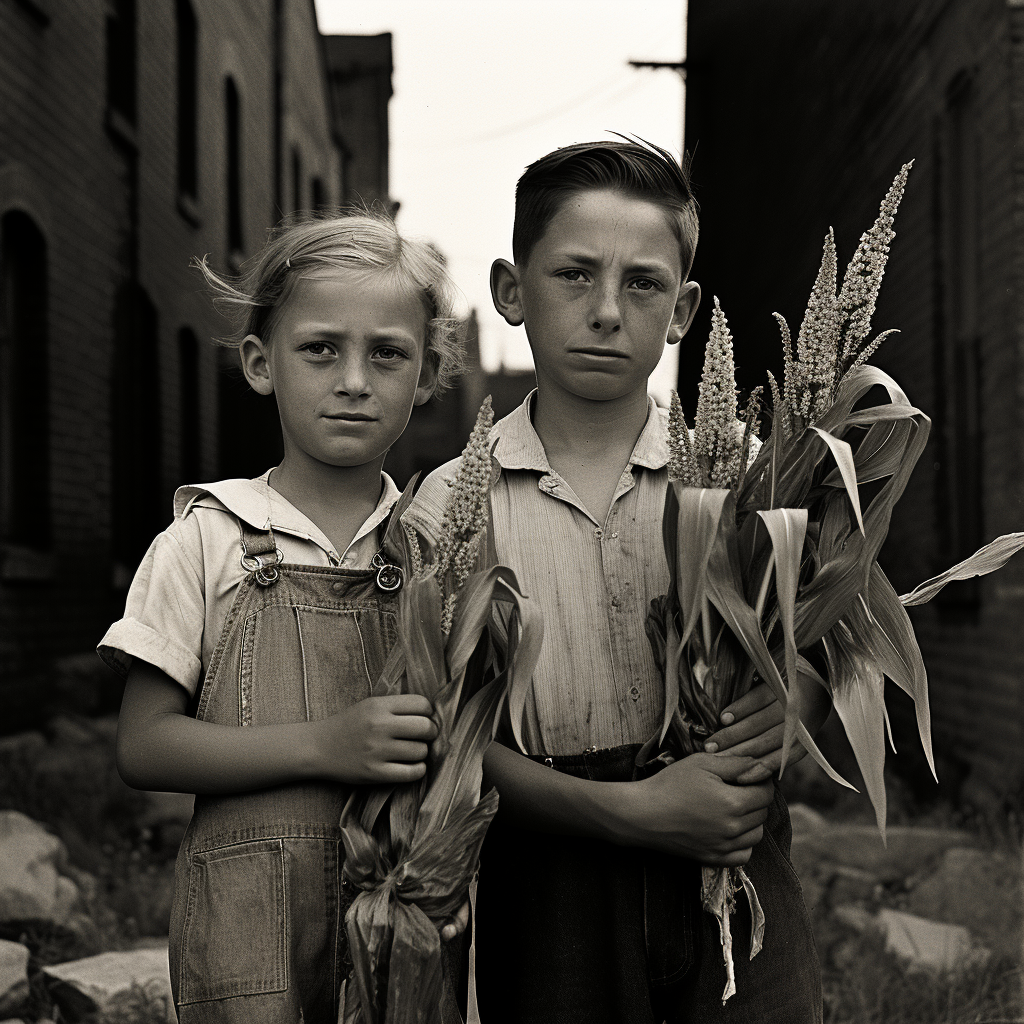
[492,390,670,473]
[174,471,400,557]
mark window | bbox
[176,0,198,199]
[111,282,161,570]
[225,77,243,253]
[291,147,302,214]
[106,0,137,123]
[311,176,325,211]
[179,328,201,483]
[934,71,983,607]
[0,211,50,547]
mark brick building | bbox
[685,0,1024,797]
[0,0,390,725]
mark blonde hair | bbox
[196,211,465,394]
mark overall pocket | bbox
[178,838,288,1004]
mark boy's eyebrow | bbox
[556,251,677,277]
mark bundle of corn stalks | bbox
[646,163,1024,1003]
[339,397,543,1024]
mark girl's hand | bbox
[440,900,470,941]
[313,694,438,785]
[618,753,774,866]
[704,680,832,778]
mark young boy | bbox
[407,140,826,1024]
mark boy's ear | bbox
[240,335,275,395]
[414,351,439,407]
[668,281,701,345]
[490,259,524,326]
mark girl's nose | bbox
[589,286,622,333]
[333,355,371,397]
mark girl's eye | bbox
[301,342,334,357]
[375,346,407,362]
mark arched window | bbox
[0,211,50,546]
[176,0,198,199]
[179,327,201,483]
[225,77,243,253]
[106,0,137,122]
[292,147,303,214]
[111,282,161,570]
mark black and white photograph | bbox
[1,1,1022,1022]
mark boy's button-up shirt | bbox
[406,392,670,756]
[98,470,399,699]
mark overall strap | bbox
[238,520,281,586]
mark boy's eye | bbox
[631,278,660,292]
[557,269,588,283]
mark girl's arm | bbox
[116,660,437,794]
[482,742,774,868]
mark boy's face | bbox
[494,189,698,405]
[241,269,435,470]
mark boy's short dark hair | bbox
[512,138,699,278]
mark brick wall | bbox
[0,0,376,724]
[685,0,1024,794]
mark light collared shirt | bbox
[407,393,671,755]
[98,470,400,698]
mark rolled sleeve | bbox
[97,518,207,697]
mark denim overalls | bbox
[167,518,401,1024]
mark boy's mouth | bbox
[323,412,376,422]
[570,346,628,359]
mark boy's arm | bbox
[483,742,774,867]
[116,660,436,794]
[704,680,833,772]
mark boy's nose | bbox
[589,288,622,333]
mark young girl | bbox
[99,213,465,1023]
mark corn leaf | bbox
[811,427,864,535]
[704,522,853,789]
[756,508,808,769]
[823,418,912,486]
[413,679,505,842]
[499,576,545,754]
[401,576,446,699]
[659,486,732,742]
[856,565,935,777]
[899,532,1024,606]
[381,472,421,564]
[823,620,889,837]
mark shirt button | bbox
[610,595,620,608]
[610,532,618,539]
[332,582,344,593]
[595,527,604,538]
[629,685,640,702]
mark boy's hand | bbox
[313,694,437,785]
[625,753,774,866]
[703,681,831,777]
[440,900,470,942]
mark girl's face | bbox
[243,268,435,471]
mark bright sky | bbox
[314,0,687,404]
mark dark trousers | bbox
[459,744,822,1024]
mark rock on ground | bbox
[902,846,1023,960]
[42,947,174,1024]
[0,939,30,1019]
[0,811,80,925]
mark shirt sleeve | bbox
[97,515,207,696]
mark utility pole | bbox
[628,60,687,152]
